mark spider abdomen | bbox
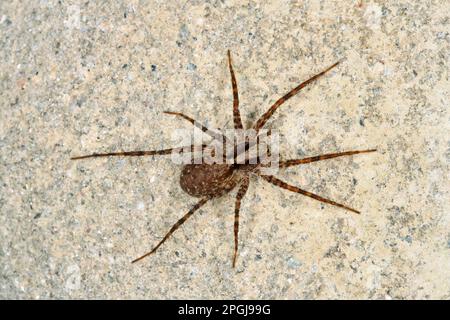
[180,164,238,198]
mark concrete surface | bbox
[0,0,449,299]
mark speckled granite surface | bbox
[1,1,449,299]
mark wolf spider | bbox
[72,51,376,267]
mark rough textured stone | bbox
[0,0,448,299]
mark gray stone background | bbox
[1,0,449,299]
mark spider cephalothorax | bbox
[72,51,376,267]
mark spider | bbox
[72,51,376,267]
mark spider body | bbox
[72,50,376,267]
[180,163,238,198]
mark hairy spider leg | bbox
[232,174,250,268]
[259,175,360,214]
[254,61,340,132]
[226,128,273,164]
[279,149,377,168]
[163,111,227,143]
[132,198,209,263]
[227,50,244,130]
[70,144,206,160]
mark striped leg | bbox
[233,174,250,268]
[227,50,243,130]
[132,198,209,263]
[279,149,376,168]
[70,144,205,160]
[254,61,340,132]
[163,111,226,142]
[259,175,359,214]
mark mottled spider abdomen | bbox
[180,164,238,198]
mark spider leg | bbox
[280,149,376,168]
[259,175,360,214]
[70,144,206,160]
[227,50,243,130]
[163,111,226,142]
[226,128,272,163]
[132,198,209,263]
[232,174,250,268]
[254,61,340,132]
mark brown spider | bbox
[72,51,376,267]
